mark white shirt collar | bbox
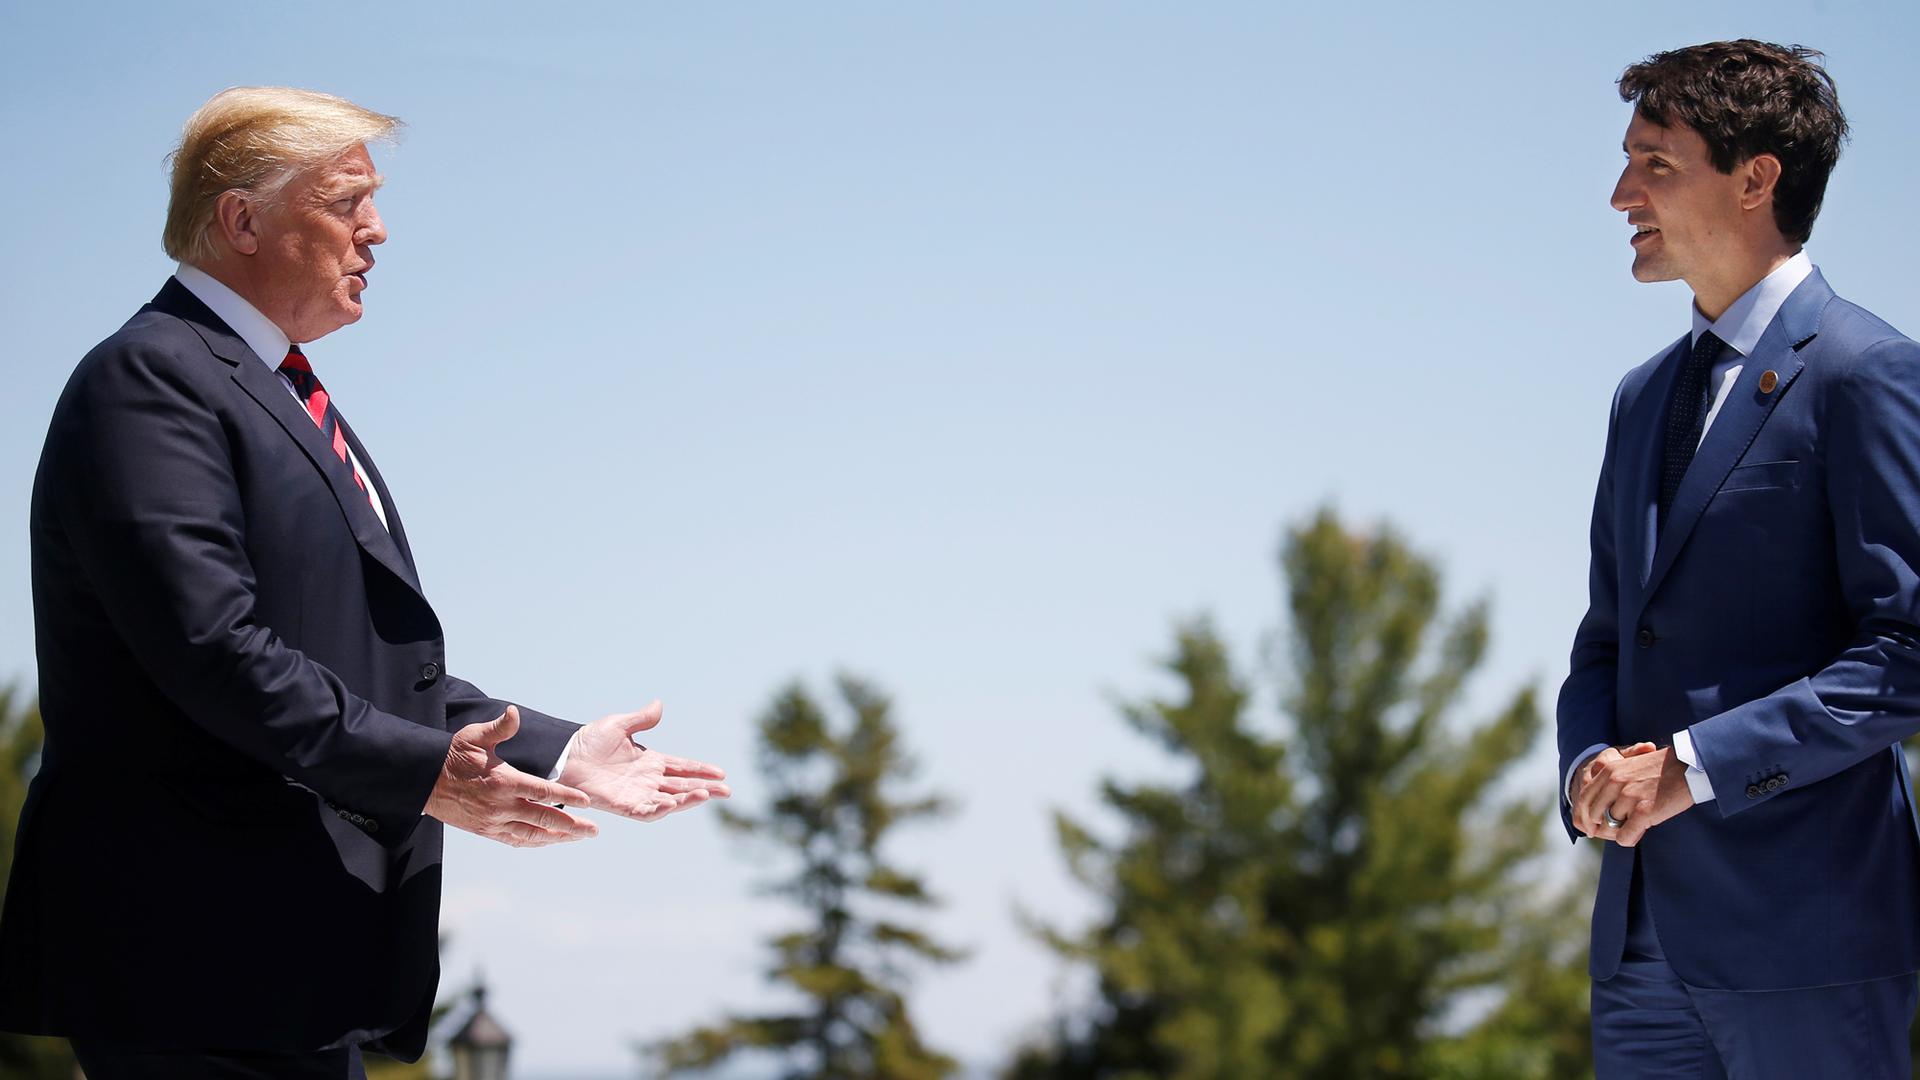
[173,262,292,372]
[1690,250,1815,357]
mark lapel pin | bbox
[1758,370,1779,394]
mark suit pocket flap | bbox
[1723,459,1801,492]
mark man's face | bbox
[1609,112,1747,289]
[253,144,386,344]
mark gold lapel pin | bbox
[1758,370,1779,394]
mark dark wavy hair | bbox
[1618,40,1848,244]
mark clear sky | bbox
[6,2,1920,1076]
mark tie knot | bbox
[279,345,313,376]
[1692,330,1724,367]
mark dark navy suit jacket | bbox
[0,279,577,1056]
[1559,269,1920,991]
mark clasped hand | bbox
[425,703,730,848]
[1571,740,1695,846]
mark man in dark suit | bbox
[0,87,731,1078]
[1559,41,1920,1077]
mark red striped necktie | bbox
[278,345,369,499]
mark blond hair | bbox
[163,87,401,266]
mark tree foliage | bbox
[1009,509,1591,1079]
[652,676,962,1080]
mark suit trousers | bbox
[70,1039,366,1079]
[1592,855,1916,1079]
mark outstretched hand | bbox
[425,705,600,847]
[559,701,731,822]
[1572,740,1694,846]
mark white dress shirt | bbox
[1565,251,1815,811]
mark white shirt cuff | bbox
[1671,728,1716,803]
[547,730,580,782]
[1565,742,1610,805]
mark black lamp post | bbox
[447,982,513,1080]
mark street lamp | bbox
[447,982,513,1080]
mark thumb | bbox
[471,704,521,748]
[616,701,663,737]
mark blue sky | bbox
[6,2,1920,1076]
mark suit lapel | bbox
[1639,270,1834,605]
[227,359,428,599]
[151,279,428,601]
[337,416,419,573]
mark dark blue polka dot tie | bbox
[1659,330,1725,528]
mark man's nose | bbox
[359,201,387,246]
[1610,171,1641,213]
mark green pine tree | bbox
[0,687,80,1080]
[651,676,963,1080]
[1009,509,1588,1079]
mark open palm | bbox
[558,701,730,821]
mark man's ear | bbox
[212,190,262,256]
[1741,154,1783,214]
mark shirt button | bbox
[420,661,441,683]
[1636,628,1656,649]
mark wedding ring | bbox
[1602,809,1626,829]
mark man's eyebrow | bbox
[1624,140,1669,154]
[318,174,385,199]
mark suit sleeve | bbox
[441,674,578,778]
[47,342,452,845]
[1555,376,1626,842]
[1689,335,1920,815]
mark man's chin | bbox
[293,309,362,344]
[1630,256,1679,284]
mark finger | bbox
[1616,816,1648,846]
[514,800,599,838]
[616,701,664,737]
[655,776,732,797]
[656,789,712,817]
[1574,752,1619,818]
[1575,777,1623,827]
[658,755,728,780]
[494,819,589,848]
[469,704,521,748]
[488,763,592,809]
[619,789,712,824]
[1580,791,1621,834]
[1618,741,1660,757]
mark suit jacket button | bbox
[1636,628,1656,649]
[421,661,441,683]
[1746,784,1762,799]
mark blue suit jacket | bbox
[0,280,578,1056]
[1558,269,1920,991]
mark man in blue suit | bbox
[1560,40,1920,1077]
